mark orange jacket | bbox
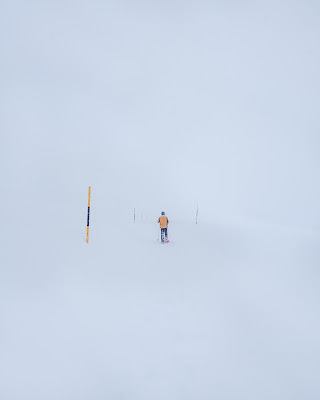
[158,216,169,229]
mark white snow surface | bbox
[2,213,320,399]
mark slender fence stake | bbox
[86,187,91,243]
[196,203,199,225]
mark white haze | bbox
[1,1,320,399]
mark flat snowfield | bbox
[2,218,320,399]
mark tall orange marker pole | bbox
[86,187,91,243]
[196,203,199,225]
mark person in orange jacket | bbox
[158,211,169,243]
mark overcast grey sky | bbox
[1,0,320,229]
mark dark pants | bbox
[161,228,168,242]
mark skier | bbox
[158,211,169,243]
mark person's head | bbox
[161,211,165,215]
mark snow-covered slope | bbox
[2,215,320,399]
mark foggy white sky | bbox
[1,0,320,228]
